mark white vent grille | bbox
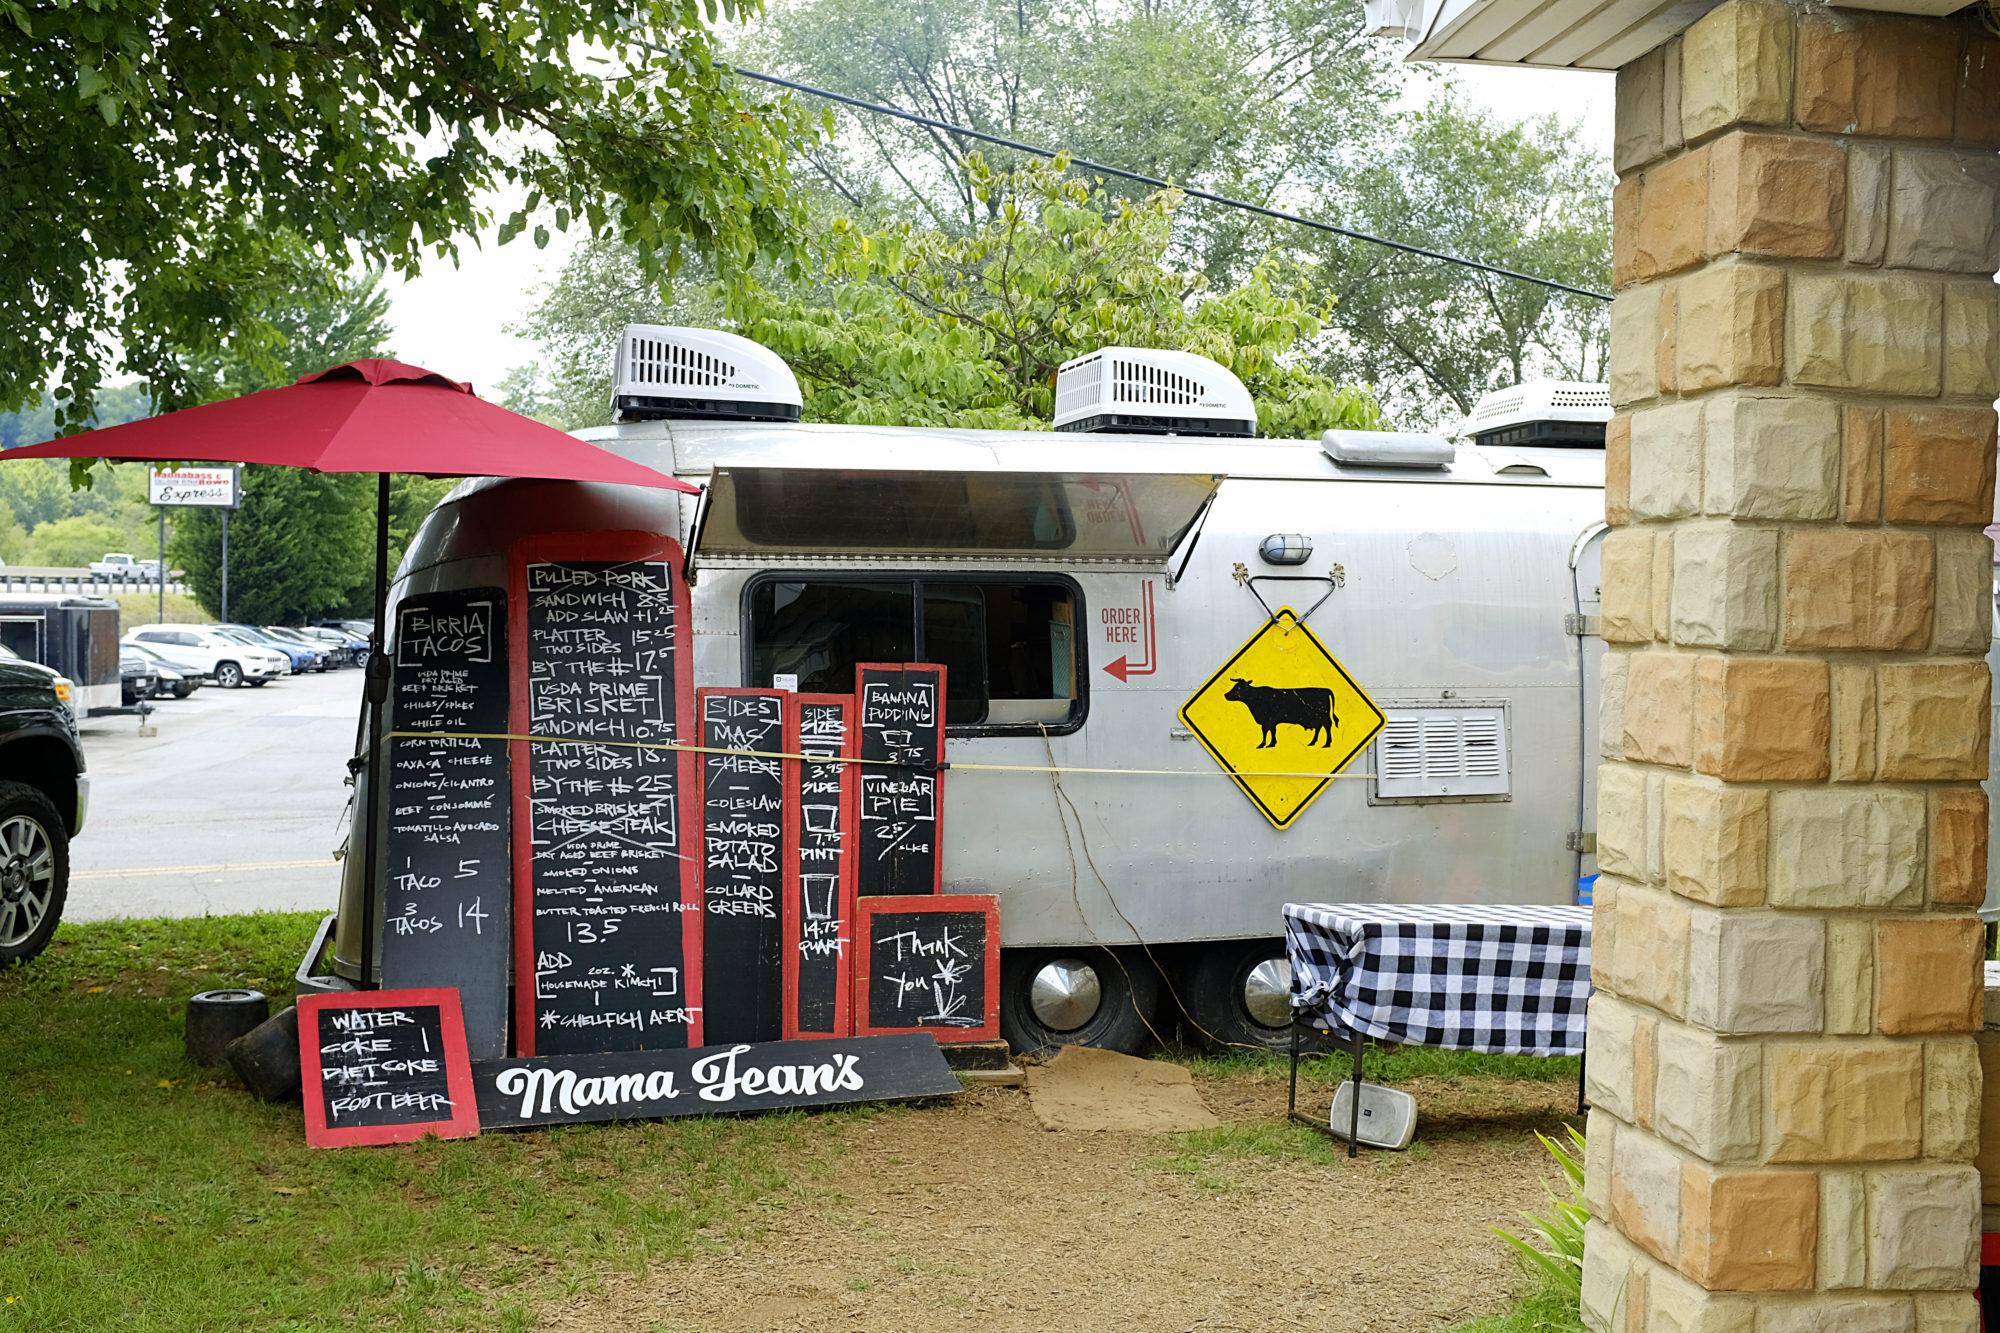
[1469,390,1525,424]
[624,333,735,388]
[1374,707,1509,799]
[1112,357,1204,406]
[1549,385,1610,408]
[1053,354,1105,420]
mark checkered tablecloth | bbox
[1282,902,1592,1057]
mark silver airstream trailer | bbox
[311,327,1660,1053]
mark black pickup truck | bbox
[0,647,86,964]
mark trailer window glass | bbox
[747,577,1083,734]
[728,472,1076,551]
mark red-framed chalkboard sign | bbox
[509,531,703,1056]
[853,662,946,897]
[782,692,859,1040]
[852,894,1000,1043]
[299,988,480,1148]
[695,686,788,1044]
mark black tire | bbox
[1181,938,1297,1053]
[173,682,197,698]
[999,946,1160,1059]
[0,781,68,966]
[185,988,270,1065]
[247,678,268,687]
[214,661,244,689]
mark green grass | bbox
[0,914,850,1332]
[106,591,208,625]
[1169,1040,1584,1087]
[1444,1279,1586,1332]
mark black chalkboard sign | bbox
[381,588,511,1060]
[299,989,479,1148]
[853,894,999,1042]
[783,693,857,1038]
[855,663,945,897]
[471,1033,961,1128]
[698,688,787,1045]
[511,533,702,1056]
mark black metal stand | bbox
[1284,1019,1364,1157]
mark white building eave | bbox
[1402,0,1971,70]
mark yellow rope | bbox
[384,728,1376,781]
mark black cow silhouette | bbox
[1223,678,1337,748]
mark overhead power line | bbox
[730,66,1615,304]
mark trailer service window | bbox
[747,578,1082,733]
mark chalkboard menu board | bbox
[511,533,701,1056]
[783,693,857,1039]
[852,894,999,1043]
[698,688,786,1045]
[381,588,511,1060]
[855,663,945,897]
[299,989,479,1148]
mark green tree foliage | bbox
[1302,97,1611,426]
[512,158,1381,435]
[169,271,434,622]
[736,0,1399,276]
[726,0,1610,426]
[2,0,816,429]
[18,515,124,567]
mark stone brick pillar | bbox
[1582,5,2000,1328]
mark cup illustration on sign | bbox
[1223,679,1338,748]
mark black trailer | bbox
[0,595,121,714]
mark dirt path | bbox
[538,1068,1581,1333]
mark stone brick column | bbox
[1581,5,2000,1329]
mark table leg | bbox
[1287,1020,1301,1116]
[1348,1025,1363,1159]
[1578,1045,1588,1115]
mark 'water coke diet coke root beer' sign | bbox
[299,989,479,1148]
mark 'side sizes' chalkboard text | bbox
[697,688,787,1045]
[298,989,480,1148]
[782,692,858,1040]
[852,894,1000,1043]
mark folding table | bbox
[1281,902,1594,1155]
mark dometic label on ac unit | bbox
[1178,609,1384,829]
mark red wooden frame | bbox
[853,661,947,896]
[851,893,1000,1043]
[299,988,479,1148]
[694,685,789,1041]
[509,531,701,1056]
[781,692,858,1039]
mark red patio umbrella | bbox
[6,360,699,989]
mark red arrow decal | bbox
[1102,581,1157,681]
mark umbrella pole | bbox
[358,472,392,992]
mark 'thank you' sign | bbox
[381,587,511,1059]
[511,532,701,1056]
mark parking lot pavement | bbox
[68,669,363,921]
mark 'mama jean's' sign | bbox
[471,1032,959,1128]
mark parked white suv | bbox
[122,625,287,689]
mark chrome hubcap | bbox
[0,814,55,948]
[1242,958,1294,1029]
[1029,958,1102,1032]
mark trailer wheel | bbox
[0,782,68,966]
[1182,939,1296,1053]
[999,947,1159,1058]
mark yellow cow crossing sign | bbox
[1179,609,1385,829]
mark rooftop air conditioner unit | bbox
[1464,380,1611,449]
[611,325,804,424]
[1052,348,1257,437]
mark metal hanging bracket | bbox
[1243,565,1345,628]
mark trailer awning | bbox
[693,467,1223,563]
